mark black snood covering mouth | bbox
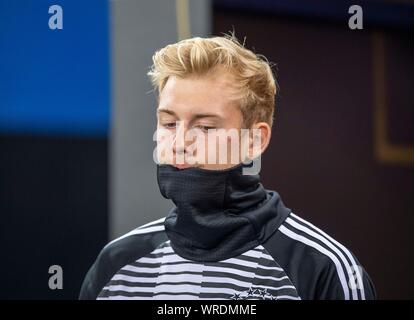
[157,163,290,262]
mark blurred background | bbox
[0,0,413,299]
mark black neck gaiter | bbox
[157,163,290,262]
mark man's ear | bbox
[249,122,272,159]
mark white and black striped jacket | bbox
[79,205,376,300]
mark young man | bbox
[79,35,376,300]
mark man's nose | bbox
[172,121,189,155]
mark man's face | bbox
[156,69,246,170]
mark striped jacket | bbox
[79,212,376,300]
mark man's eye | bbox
[163,123,176,129]
[196,125,216,131]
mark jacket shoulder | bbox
[263,212,377,300]
[79,217,168,300]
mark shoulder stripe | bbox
[279,225,350,300]
[290,213,365,299]
[285,217,357,299]
[137,217,166,230]
[104,218,166,248]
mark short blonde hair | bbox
[147,34,277,128]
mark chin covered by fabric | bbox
[157,163,291,262]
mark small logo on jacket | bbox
[230,287,276,300]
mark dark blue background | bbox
[0,0,110,136]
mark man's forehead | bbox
[157,72,241,120]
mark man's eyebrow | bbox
[157,108,176,116]
[157,108,223,121]
[191,113,222,120]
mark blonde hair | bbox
[147,34,277,128]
